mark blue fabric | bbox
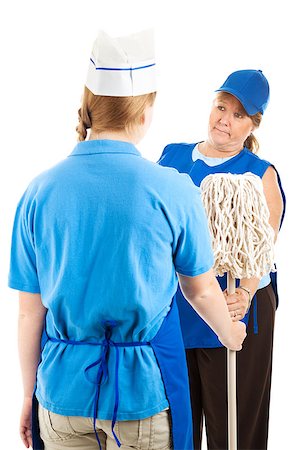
[258,274,271,290]
[216,69,270,115]
[151,300,193,450]
[9,139,214,420]
[158,142,285,348]
[32,300,194,450]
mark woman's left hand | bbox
[224,288,250,321]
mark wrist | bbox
[23,392,34,401]
[238,286,252,313]
[218,319,235,347]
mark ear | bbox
[249,124,257,135]
[140,112,146,125]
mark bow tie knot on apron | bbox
[84,320,118,386]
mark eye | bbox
[217,105,225,111]
[234,112,244,119]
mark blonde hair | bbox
[76,87,156,141]
[215,92,263,153]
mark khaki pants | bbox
[38,405,172,450]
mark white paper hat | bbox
[86,29,156,97]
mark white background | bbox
[0,0,299,448]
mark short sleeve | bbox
[8,194,40,293]
[173,184,214,277]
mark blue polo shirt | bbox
[9,139,214,421]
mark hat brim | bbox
[215,87,261,116]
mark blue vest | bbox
[159,143,286,348]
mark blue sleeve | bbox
[8,193,41,293]
[173,182,214,277]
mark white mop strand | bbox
[200,172,275,279]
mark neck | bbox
[89,130,137,144]
[199,141,243,158]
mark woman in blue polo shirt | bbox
[159,69,285,450]
[9,31,246,450]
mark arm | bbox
[18,292,47,449]
[178,269,246,350]
[262,165,284,240]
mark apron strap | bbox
[47,321,150,450]
[253,295,258,334]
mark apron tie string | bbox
[48,321,150,449]
[252,296,258,334]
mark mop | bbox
[200,172,275,450]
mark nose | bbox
[219,111,230,126]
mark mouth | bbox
[214,126,230,136]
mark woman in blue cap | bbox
[159,69,285,450]
[9,32,246,450]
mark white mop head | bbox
[200,172,275,279]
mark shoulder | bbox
[244,148,271,165]
[143,155,197,189]
[244,149,284,180]
[244,150,286,222]
[158,142,196,164]
[17,158,70,207]
[243,148,273,176]
[135,157,201,210]
[161,142,196,156]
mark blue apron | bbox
[32,299,193,450]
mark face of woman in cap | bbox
[207,93,254,154]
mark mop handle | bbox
[227,273,237,450]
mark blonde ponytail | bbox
[244,133,259,154]
[76,106,92,142]
[244,112,262,154]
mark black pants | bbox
[186,284,276,450]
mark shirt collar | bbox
[69,139,141,157]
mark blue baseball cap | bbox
[216,69,270,115]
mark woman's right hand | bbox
[20,397,33,448]
[219,321,247,351]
